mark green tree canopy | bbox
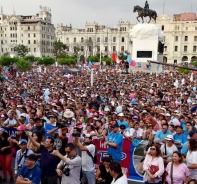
[88,56,99,62]
[58,57,76,65]
[0,56,19,66]
[102,57,112,65]
[16,59,31,72]
[37,57,55,65]
[53,40,67,59]
[14,44,28,58]
[24,55,36,62]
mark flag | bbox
[123,52,128,56]
[44,123,58,138]
[111,53,117,62]
[181,78,185,85]
[174,79,179,88]
[127,55,132,64]
[190,72,194,82]
[88,61,92,68]
[156,64,160,71]
[130,60,137,66]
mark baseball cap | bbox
[189,130,197,138]
[120,124,126,130]
[118,113,124,117]
[111,123,119,128]
[19,139,27,144]
[165,135,174,141]
[165,113,171,117]
[83,133,92,139]
[104,108,110,112]
[25,154,38,161]
[17,125,25,131]
[20,113,26,118]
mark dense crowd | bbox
[0,64,197,184]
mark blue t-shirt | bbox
[19,165,41,184]
[173,133,188,152]
[181,141,188,155]
[107,132,123,161]
[154,130,172,140]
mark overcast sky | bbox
[1,0,197,28]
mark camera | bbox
[72,132,81,137]
[62,166,70,176]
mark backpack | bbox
[86,144,98,164]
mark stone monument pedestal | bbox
[129,24,163,72]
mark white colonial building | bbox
[0,6,55,57]
[157,13,197,64]
[56,21,134,58]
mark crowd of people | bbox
[0,64,197,184]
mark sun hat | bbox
[63,110,74,118]
[17,125,25,131]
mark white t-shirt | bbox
[111,174,128,184]
[160,144,178,160]
[81,144,95,171]
[186,150,197,179]
[4,118,17,126]
[126,128,143,137]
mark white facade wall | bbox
[0,8,55,57]
[56,21,134,58]
[157,14,197,63]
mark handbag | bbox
[149,165,159,175]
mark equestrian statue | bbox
[133,1,157,23]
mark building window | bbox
[186,27,188,30]
[34,48,36,52]
[10,27,12,31]
[97,46,100,52]
[74,37,76,42]
[161,25,164,31]
[28,26,30,30]
[164,46,167,52]
[174,60,177,64]
[193,46,197,52]
[121,46,124,52]
[81,46,84,51]
[194,36,197,41]
[28,40,30,44]
[175,46,178,52]
[66,38,69,42]
[34,40,36,44]
[97,37,100,42]
[34,33,36,37]
[195,27,197,30]
[113,46,116,52]
[113,37,116,42]
[122,37,125,42]
[105,46,108,52]
[89,37,92,42]
[28,33,30,37]
[67,47,69,51]
[184,46,187,52]
[89,46,92,51]
[74,46,77,52]
[175,36,178,41]
[105,37,108,42]
[28,48,30,52]
[185,36,188,41]
[81,37,84,42]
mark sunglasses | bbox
[66,149,73,154]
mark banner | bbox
[92,139,149,182]
[8,127,17,138]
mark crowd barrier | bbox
[8,127,146,182]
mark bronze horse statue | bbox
[133,5,157,23]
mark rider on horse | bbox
[144,1,149,15]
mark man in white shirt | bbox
[126,122,143,140]
[75,134,95,184]
[109,162,128,184]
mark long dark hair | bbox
[172,151,183,163]
[188,139,197,151]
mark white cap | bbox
[165,135,174,141]
[118,112,124,117]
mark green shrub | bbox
[16,59,31,72]
[37,57,55,65]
